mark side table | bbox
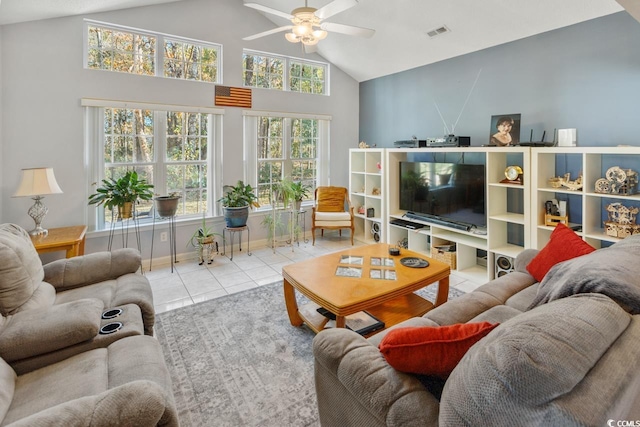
[222,225,251,261]
[30,225,87,258]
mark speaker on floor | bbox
[495,255,515,277]
[371,222,381,242]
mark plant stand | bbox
[149,212,177,273]
[197,240,218,265]
[222,226,251,261]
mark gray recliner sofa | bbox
[0,223,155,374]
[0,335,179,426]
[313,236,640,426]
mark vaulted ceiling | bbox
[0,0,629,82]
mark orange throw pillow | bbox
[526,223,596,282]
[378,322,499,378]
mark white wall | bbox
[0,0,359,258]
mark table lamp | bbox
[12,167,63,236]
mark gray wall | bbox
[360,12,640,148]
[0,0,359,260]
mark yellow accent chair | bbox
[311,186,355,245]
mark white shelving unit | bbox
[383,147,531,283]
[531,146,640,249]
[349,148,385,244]
[349,145,640,282]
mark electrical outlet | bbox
[160,232,168,242]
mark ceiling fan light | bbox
[285,32,300,43]
[303,37,319,46]
[293,24,309,36]
[312,29,327,40]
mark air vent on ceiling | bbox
[426,25,450,38]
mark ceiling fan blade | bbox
[321,22,375,38]
[243,25,293,41]
[315,0,358,20]
[244,3,293,20]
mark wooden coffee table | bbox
[283,243,450,335]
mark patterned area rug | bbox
[155,281,466,427]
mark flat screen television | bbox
[399,162,486,228]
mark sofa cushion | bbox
[526,223,595,282]
[378,322,499,378]
[0,223,46,315]
[0,357,16,422]
[439,293,631,426]
[529,234,640,313]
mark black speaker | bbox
[371,222,381,242]
[495,255,514,277]
[458,136,471,147]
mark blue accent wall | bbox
[359,12,640,148]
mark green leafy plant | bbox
[188,215,221,248]
[218,180,260,208]
[290,180,311,202]
[88,171,154,209]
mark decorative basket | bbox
[545,214,569,227]
[431,246,457,270]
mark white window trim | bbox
[84,19,224,84]
[242,110,330,212]
[242,49,329,95]
[83,98,224,230]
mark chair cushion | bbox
[378,322,499,378]
[316,187,347,212]
[439,293,630,425]
[526,223,595,282]
[0,357,16,422]
[0,224,46,315]
[315,212,351,221]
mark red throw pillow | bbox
[526,223,596,282]
[378,322,499,378]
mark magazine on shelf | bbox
[317,308,385,335]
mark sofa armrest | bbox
[514,248,539,273]
[43,248,141,291]
[0,299,103,362]
[4,380,178,427]
[313,328,439,427]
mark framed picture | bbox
[489,114,521,146]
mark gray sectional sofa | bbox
[313,235,640,426]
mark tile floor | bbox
[146,233,484,314]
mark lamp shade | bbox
[13,167,63,197]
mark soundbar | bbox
[403,212,472,231]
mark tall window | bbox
[246,113,329,207]
[85,100,222,230]
[85,21,222,84]
[242,50,328,95]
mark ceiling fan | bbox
[243,0,375,51]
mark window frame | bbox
[243,110,331,211]
[84,19,223,84]
[242,49,329,95]
[83,98,224,231]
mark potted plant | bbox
[154,192,181,217]
[218,180,259,228]
[290,180,311,211]
[88,170,154,219]
[187,216,221,265]
[188,215,221,247]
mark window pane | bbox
[164,38,219,82]
[87,25,156,75]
